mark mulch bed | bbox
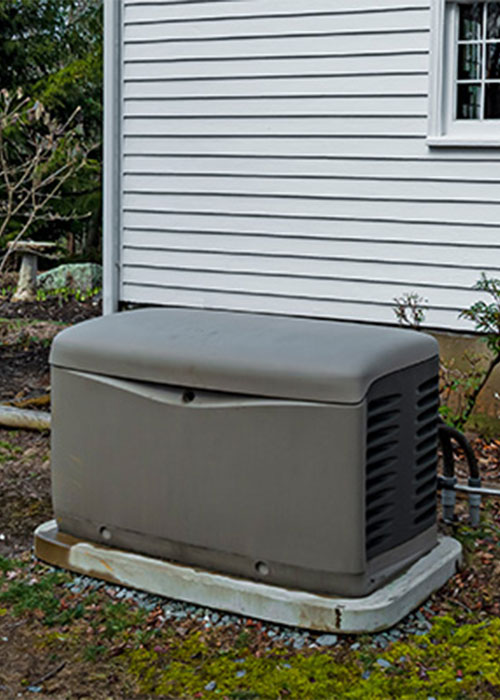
[0,296,102,325]
[0,296,101,403]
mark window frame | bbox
[428,0,500,146]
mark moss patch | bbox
[122,618,500,699]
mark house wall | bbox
[107,0,500,329]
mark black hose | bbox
[437,420,479,480]
[437,418,482,525]
[438,423,455,479]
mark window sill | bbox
[427,136,500,148]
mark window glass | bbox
[486,2,500,38]
[459,3,483,39]
[485,83,500,116]
[458,43,482,79]
[456,2,500,120]
[486,43,500,77]
[457,83,482,119]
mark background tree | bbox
[0,89,92,276]
[0,0,102,265]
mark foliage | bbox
[0,1,99,93]
[439,354,487,429]
[460,275,500,356]
[0,568,84,626]
[393,292,428,330]
[36,285,101,303]
[0,89,92,272]
[454,274,500,429]
[394,276,500,432]
[0,0,103,264]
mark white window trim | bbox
[428,0,500,147]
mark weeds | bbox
[36,285,101,303]
[0,570,84,626]
[393,292,428,330]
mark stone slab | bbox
[34,520,461,633]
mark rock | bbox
[315,634,338,647]
[37,263,102,293]
[376,659,391,669]
[204,681,216,691]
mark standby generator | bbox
[46,308,439,598]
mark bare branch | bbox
[0,92,92,275]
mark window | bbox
[428,0,500,145]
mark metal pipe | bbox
[437,477,500,498]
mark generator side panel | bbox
[51,367,370,595]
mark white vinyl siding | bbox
[111,0,500,329]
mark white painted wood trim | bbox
[427,136,500,146]
[428,0,445,139]
[428,0,500,147]
[103,0,122,315]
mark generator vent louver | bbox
[414,376,439,527]
[365,393,401,558]
[365,359,439,562]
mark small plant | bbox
[395,277,500,431]
[0,569,85,626]
[455,274,500,429]
[84,644,107,663]
[393,292,428,329]
[101,600,146,639]
[35,284,101,303]
[439,354,487,429]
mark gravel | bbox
[44,564,438,651]
[315,634,338,647]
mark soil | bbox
[0,287,101,556]
[0,296,102,325]
[0,296,101,403]
[0,428,52,559]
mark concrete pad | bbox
[34,520,461,633]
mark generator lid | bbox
[50,308,438,404]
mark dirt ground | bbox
[0,294,101,403]
[0,292,100,559]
